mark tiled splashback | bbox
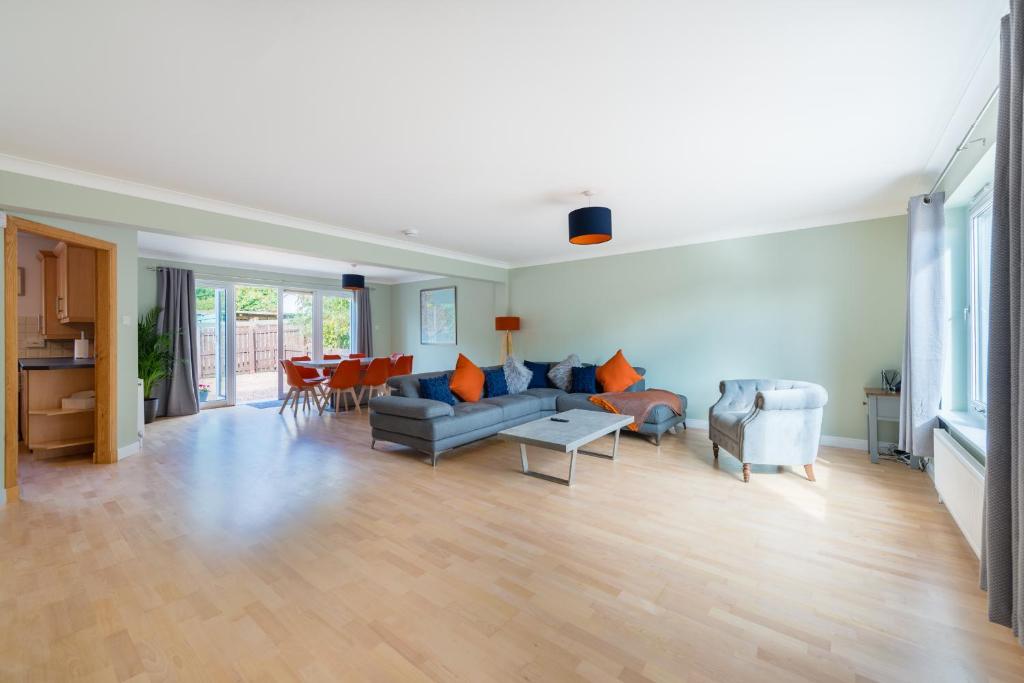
[17,315,82,358]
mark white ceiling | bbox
[0,0,1006,267]
[137,231,433,285]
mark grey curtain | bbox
[898,193,946,459]
[982,7,1024,645]
[155,267,200,417]
[355,287,373,356]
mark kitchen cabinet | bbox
[36,250,79,339]
[19,361,95,456]
[53,241,96,324]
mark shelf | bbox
[29,437,94,450]
[28,407,95,417]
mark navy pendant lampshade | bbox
[341,273,365,290]
[568,206,612,245]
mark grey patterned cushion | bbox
[547,354,581,391]
[503,356,532,394]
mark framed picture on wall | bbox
[420,286,457,345]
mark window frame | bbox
[967,189,993,416]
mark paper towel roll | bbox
[74,337,90,359]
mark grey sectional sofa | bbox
[369,364,687,466]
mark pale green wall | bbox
[508,216,908,440]
[138,258,392,355]
[6,212,139,452]
[391,277,504,372]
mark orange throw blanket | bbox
[589,389,682,431]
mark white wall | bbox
[16,232,58,317]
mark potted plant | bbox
[198,383,211,403]
[138,307,174,423]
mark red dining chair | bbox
[349,353,367,359]
[321,353,342,377]
[279,360,325,415]
[360,357,391,401]
[319,359,363,415]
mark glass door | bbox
[234,284,280,403]
[195,282,234,408]
[321,291,353,357]
[280,290,314,398]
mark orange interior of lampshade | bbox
[569,233,612,245]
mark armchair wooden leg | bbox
[712,442,719,459]
[804,464,816,482]
[279,388,295,414]
[742,463,751,482]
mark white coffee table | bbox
[498,409,634,486]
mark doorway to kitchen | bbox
[3,214,118,503]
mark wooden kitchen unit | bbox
[19,359,96,457]
[36,249,82,339]
[52,241,96,325]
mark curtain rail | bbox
[145,266,376,290]
[929,87,1000,197]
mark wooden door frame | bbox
[3,213,118,502]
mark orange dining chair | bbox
[389,354,413,377]
[319,359,363,415]
[290,355,324,382]
[321,353,342,377]
[349,353,367,359]
[279,360,325,415]
[360,357,391,402]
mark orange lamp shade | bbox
[495,316,521,331]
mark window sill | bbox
[937,409,987,459]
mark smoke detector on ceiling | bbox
[402,228,419,238]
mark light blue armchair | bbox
[709,379,828,482]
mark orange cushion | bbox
[449,353,485,402]
[596,350,643,393]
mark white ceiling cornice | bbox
[0,153,512,270]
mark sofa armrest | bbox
[369,396,454,419]
[755,386,828,411]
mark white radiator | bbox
[933,428,985,558]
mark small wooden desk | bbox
[864,387,899,464]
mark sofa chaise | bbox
[369,364,687,466]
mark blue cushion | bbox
[418,374,457,405]
[484,368,508,397]
[570,365,597,394]
[525,361,552,389]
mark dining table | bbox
[291,357,375,411]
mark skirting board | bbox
[684,419,872,452]
[118,441,141,460]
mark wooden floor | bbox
[1,405,1021,682]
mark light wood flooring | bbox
[1,405,1022,682]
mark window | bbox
[967,190,993,415]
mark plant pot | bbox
[143,397,159,424]
[199,390,210,403]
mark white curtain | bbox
[898,193,946,459]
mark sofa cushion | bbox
[522,387,564,411]
[372,401,503,442]
[369,396,455,420]
[484,368,509,397]
[570,365,598,394]
[596,350,643,393]
[547,354,581,391]
[525,361,553,389]
[419,374,457,405]
[480,393,542,421]
[503,356,532,394]
[450,354,485,402]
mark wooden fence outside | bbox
[199,321,308,377]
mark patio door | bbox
[196,281,235,408]
[279,290,314,398]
